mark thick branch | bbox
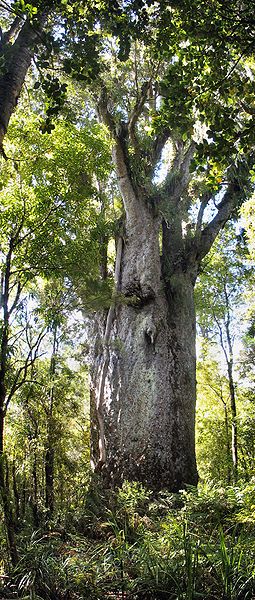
[195,192,212,234]
[148,128,171,174]
[128,81,150,134]
[98,89,143,226]
[97,87,116,136]
[128,60,161,139]
[239,100,255,116]
[196,181,242,263]
[163,141,195,203]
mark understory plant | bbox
[0,482,254,600]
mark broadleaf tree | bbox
[196,351,233,485]
[196,225,252,482]
[0,99,110,561]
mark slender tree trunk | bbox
[227,359,238,482]
[239,443,249,482]
[45,326,57,516]
[222,309,238,482]
[20,457,27,519]
[45,442,54,515]
[12,460,20,525]
[218,289,239,482]
[0,410,18,565]
[223,403,231,484]
[59,466,64,511]
[32,451,39,527]
[0,246,18,564]
[90,139,198,491]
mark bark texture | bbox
[91,279,197,491]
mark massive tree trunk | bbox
[90,135,198,491]
[91,271,198,491]
[90,87,246,492]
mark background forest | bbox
[0,0,255,598]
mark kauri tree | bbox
[75,5,255,491]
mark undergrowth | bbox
[1,480,255,600]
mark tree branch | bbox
[163,141,195,202]
[16,198,65,246]
[4,328,46,411]
[3,16,22,45]
[239,100,255,115]
[149,128,171,173]
[128,81,150,134]
[196,180,243,263]
[97,86,116,136]
[9,280,22,316]
[195,191,212,234]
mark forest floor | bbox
[1,481,255,600]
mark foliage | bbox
[196,225,250,341]
[196,352,233,484]
[196,224,254,483]
[2,97,112,288]
[0,482,255,600]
